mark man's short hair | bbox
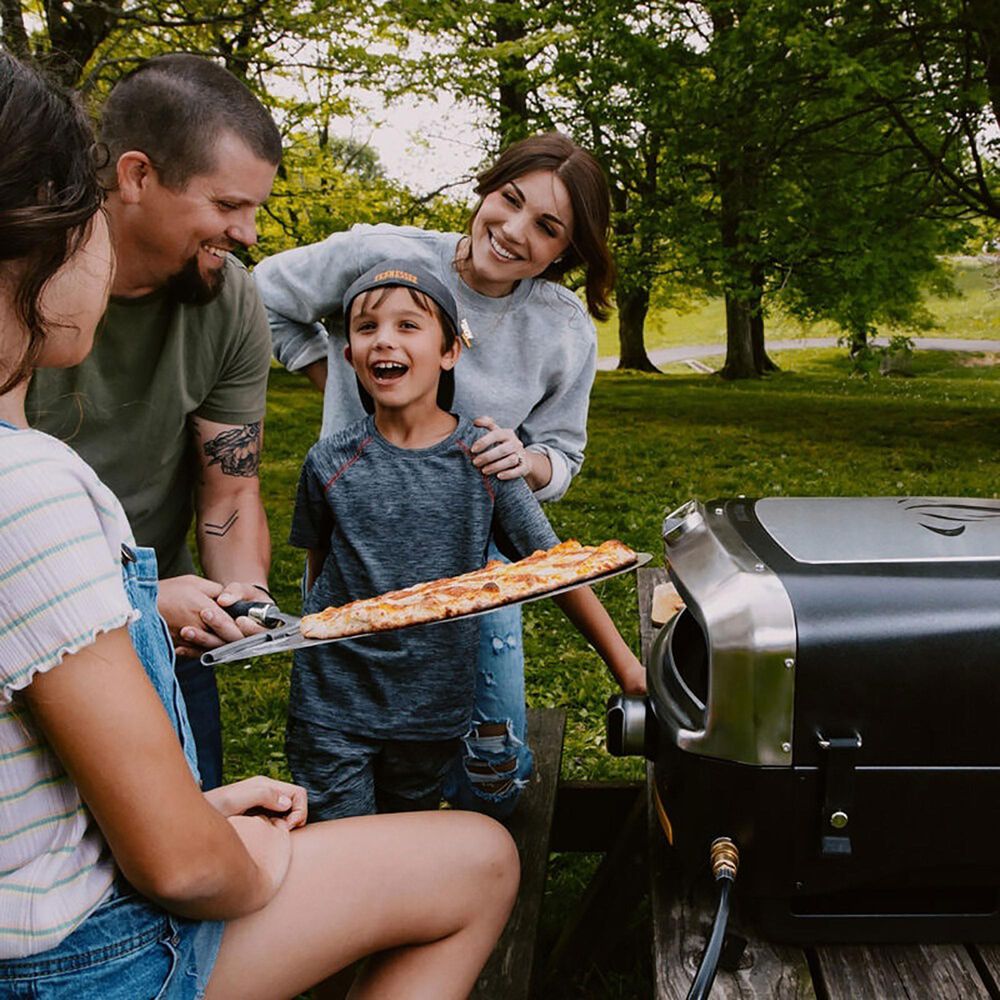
[100,53,281,190]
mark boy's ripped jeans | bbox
[443,601,535,820]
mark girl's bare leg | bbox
[204,810,519,1000]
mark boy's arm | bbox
[289,451,334,596]
[485,463,645,693]
[553,586,647,695]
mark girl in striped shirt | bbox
[0,52,517,998]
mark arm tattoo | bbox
[203,421,261,477]
[203,511,239,537]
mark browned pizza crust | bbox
[300,539,637,639]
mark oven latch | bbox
[817,731,862,858]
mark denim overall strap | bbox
[121,545,201,782]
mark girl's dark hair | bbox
[470,132,616,320]
[0,52,103,394]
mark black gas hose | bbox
[686,837,739,1000]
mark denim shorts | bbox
[0,882,224,1000]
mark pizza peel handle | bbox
[202,552,654,665]
[200,605,304,666]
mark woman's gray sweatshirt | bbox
[253,224,597,502]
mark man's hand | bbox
[158,575,266,658]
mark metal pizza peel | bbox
[200,552,652,666]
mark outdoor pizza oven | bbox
[608,496,1000,942]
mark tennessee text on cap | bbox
[342,260,459,337]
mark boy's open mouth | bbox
[371,360,409,382]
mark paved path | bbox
[597,336,1000,371]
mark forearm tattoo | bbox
[204,511,239,537]
[203,421,261,477]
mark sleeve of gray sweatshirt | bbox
[516,296,595,503]
[253,230,364,371]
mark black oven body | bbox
[635,497,1000,942]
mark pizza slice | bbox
[300,539,637,640]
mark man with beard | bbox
[28,54,281,789]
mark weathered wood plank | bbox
[814,944,989,999]
[648,773,816,999]
[969,943,1000,993]
[549,780,644,853]
[638,566,669,664]
[640,566,814,998]
[544,785,648,980]
[471,706,565,1000]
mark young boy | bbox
[287,261,644,820]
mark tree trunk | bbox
[492,13,531,144]
[846,326,869,356]
[719,293,757,379]
[969,0,1000,130]
[617,285,659,372]
[712,4,770,380]
[218,10,256,83]
[40,0,123,87]
[750,265,778,373]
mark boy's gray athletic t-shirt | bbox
[289,414,560,740]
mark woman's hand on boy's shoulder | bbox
[204,776,308,830]
[471,416,553,491]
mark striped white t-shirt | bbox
[0,424,136,959]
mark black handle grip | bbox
[223,601,283,628]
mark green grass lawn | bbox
[594,257,1000,358]
[221,346,1000,997]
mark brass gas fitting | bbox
[710,837,740,882]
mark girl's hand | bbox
[471,416,530,481]
[205,776,308,830]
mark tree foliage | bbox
[364,0,992,376]
[3,0,996,379]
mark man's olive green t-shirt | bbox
[28,256,271,578]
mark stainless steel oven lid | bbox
[756,497,1000,565]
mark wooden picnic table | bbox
[639,566,1000,999]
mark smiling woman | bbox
[255,132,635,821]
[461,169,574,297]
